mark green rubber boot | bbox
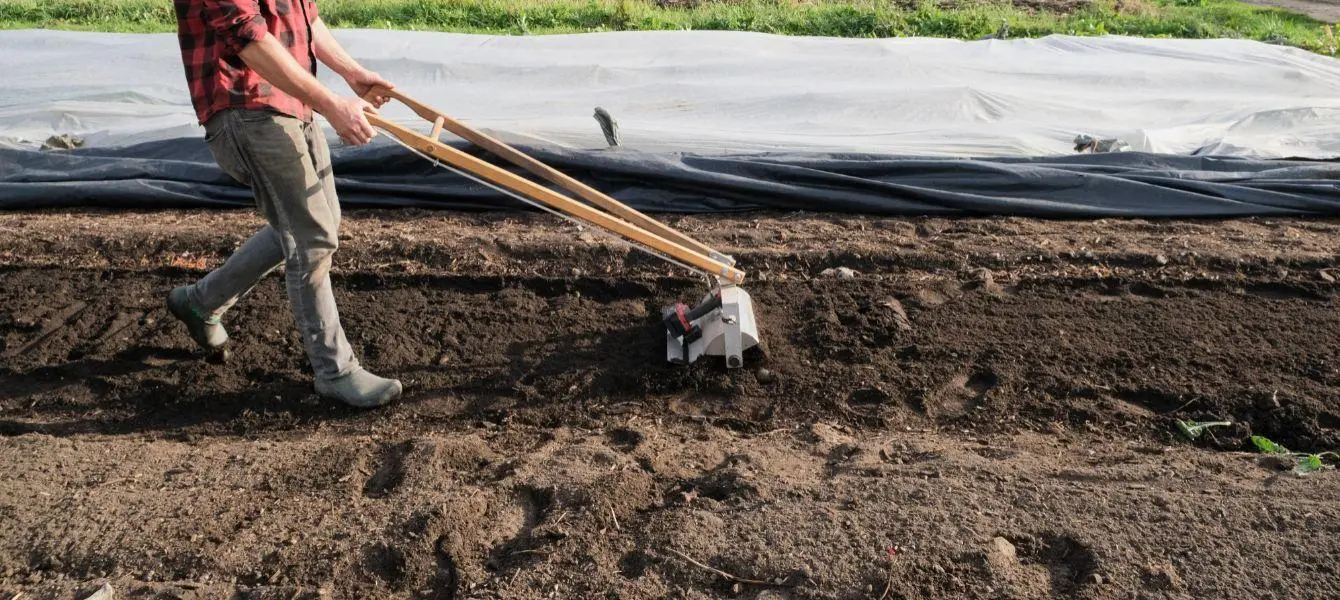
[166,286,228,350]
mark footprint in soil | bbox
[667,465,759,505]
[606,427,644,452]
[927,370,998,415]
[619,550,651,579]
[362,541,407,587]
[1000,533,1102,596]
[416,536,460,600]
[486,485,555,573]
[364,441,414,498]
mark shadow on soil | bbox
[0,346,364,437]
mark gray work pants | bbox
[188,108,356,380]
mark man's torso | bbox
[174,0,321,125]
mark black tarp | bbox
[2,137,1339,217]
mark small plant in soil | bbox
[1250,435,1339,476]
[1175,419,1232,440]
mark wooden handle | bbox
[365,112,746,284]
[361,86,733,266]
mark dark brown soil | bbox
[1,210,1338,600]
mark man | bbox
[167,0,402,407]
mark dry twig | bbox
[1167,395,1201,414]
[665,547,789,587]
[878,569,894,600]
[878,547,897,600]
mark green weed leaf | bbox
[1250,435,1290,455]
[1294,454,1324,475]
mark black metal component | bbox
[663,293,722,338]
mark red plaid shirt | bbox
[174,0,321,125]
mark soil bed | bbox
[0,210,1337,600]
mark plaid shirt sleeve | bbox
[202,0,269,56]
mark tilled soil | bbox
[1,210,1338,600]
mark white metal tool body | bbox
[663,284,760,368]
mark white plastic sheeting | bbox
[3,29,1340,157]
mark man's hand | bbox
[309,17,395,107]
[346,69,395,107]
[237,35,378,145]
[319,96,378,146]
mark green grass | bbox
[1,0,1335,54]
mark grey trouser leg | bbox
[189,108,357,380]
